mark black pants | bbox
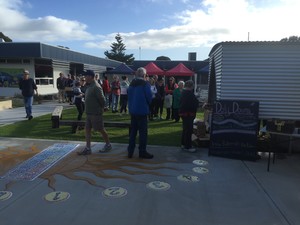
[120,94,128,113]
[157,99,164,116]
[75,101,85,120]
[166,108,174,120]
[181,116,195,149]
[173,108,180,122]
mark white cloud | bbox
[87,0,300,51]
[1,0,300,53]
[0,0,93,42]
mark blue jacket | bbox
[128,78,152,115]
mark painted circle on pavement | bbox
[192,159,208,166]
[193,167,209,174]
[0,191,13,201]
[44,191,70,202]
[102,187,127,198]
[146,181,171,191]
[177,174,199,182]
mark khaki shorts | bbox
[85,114,104,131]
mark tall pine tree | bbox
[104,33,135,65]
[0,32,12,42]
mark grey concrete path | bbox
[0,137,299,225]
[0,103,299,225]
[0,100,72,126]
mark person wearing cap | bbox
[77,70,112,155]
[127,67,154,159]
[19,70,38,120]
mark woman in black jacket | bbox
[179,80,198,152]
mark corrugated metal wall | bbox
[210,42,300,120]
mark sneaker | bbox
[28,115,33,120]
[184,148,197,153]
[77,147,92,155]
[99,143,112,152]
[139,151,154,159]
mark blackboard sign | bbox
[209,100,259,160]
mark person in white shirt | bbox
[119,75,130,115]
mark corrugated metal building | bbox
[208,41,300,121]
[0,42,121,96]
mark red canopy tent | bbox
[165,63,194,76]
[144,62,165,75]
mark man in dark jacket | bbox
[19,70,38,120]
[127,67,153,159]
[56,72,66,103]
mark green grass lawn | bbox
[0,107,204,146]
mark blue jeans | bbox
[104,93,110,108]
[23,96,33,117]
[128,115,148,154]
[111,94,119,112]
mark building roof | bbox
[209,41,300,56]
[0,42,121,68]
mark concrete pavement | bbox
[0,100,71,126]
[0,103,299,225]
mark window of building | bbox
[35,63,53,86]
[22,59,30,64]
[7,59,22,64]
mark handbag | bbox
[164,94,172,108]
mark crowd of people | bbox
[52,68,199,157]
[18,67,199,162]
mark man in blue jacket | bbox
[127,67,153,159]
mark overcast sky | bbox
[0,0,299,60]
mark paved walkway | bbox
[0,101,72,126]
[0,103,299,225]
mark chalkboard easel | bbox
[209,100,259,160]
